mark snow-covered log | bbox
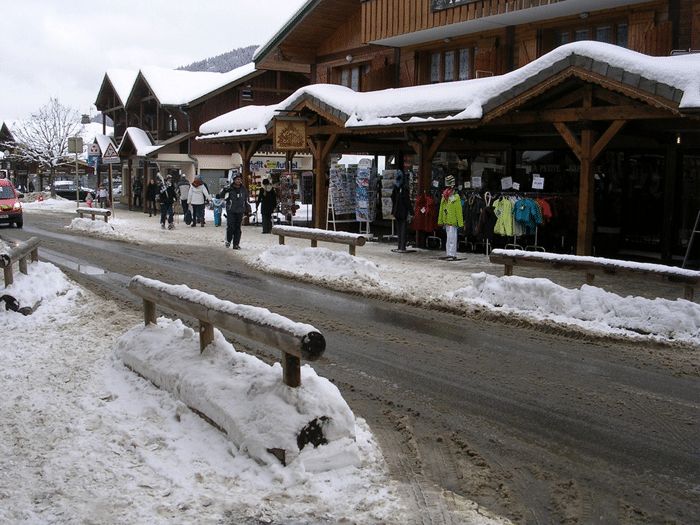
[1,237,40,287]
[272,225,366,256]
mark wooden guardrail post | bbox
[1,237,41,287]
[128,276,326,387]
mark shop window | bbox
[428,47,474,84]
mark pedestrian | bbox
[177,176,190,217]
[146,178,158,216]
[133,177,143,208]
[85,191,94,208]
[223,174,249,249]
[97,185,109,208]
[211,195,224,227]
[28,180,35,193]
[391,171,412,252]
[256,178,277,233]
[187,173,210,227]
[158,174,177,229]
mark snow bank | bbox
[447,272,700,344]
[115,317,360,470]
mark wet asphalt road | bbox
[4,215,699,524]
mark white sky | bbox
[0,0,306,122]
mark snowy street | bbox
[0,202,700,524]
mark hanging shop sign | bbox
[273,117,307,151]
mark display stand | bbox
[326,189,356,231]
[525,226,546,252]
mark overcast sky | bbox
[0,0,306,123]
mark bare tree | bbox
[1,98,81,195]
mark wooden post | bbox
[144,299,156,325]
[127,159,133,210]
[685,285,694,302]
[661,143,678,261]
[585,272,595,285]
[199,320,214,353]
[279,235,285,245]
[577,128,595,255]
[282,352,301,387]
[4,266,12,287]
[311,239,318,248]
[103,214,108,223]
[19,257,27,275]
[309,135,339,229]
[31,248,38,262]
[349,245,356,256]
[504,264,513,276]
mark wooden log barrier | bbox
[272,225,366,256]
[128,276,326,387]
[489,249,700,301]
[76,207,112,222]
[0,237,41,287]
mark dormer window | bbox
[168,114,178,133]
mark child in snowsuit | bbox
[212,196,224,227]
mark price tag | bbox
[471,176,482,189]
[512,182,520,190]
[501,176,513,190]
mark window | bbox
[167,114,178,133]
[241,85,253,101]
[427,47,474,84]
[337,64,369,91]
[552,20,629,49]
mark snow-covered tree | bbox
[1,98,81,195]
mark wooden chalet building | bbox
[94,65,307,207]
[200,0,700,261]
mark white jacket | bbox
[187,183,210,205]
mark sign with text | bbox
[471,175,482,189]
[532,174,545,190]
[500,176,513,190]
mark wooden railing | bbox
[272,225,367,256]
[489,249,700,301]
[76,207,112,222]
[128,276,326,387]
[1,237,40,287]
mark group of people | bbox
[132,173,278,249]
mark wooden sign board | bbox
[273,118,306,151]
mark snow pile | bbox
[69,217,118,236]
[254,244,385,289]
[22,197,77,210]
[0,261,407,524]
[448,272,700,344]
[116,317,360,470]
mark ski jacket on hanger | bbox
[438,192,464,228]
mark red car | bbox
[0,179,23,228]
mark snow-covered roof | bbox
[200,42,700,140]
[252,0,316,62]
[105,69,139,107]
[117,127,161,157]
[135,62,257,107]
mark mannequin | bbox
[391,171,412,252]
[437,175,463,260]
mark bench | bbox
[128,276,326,387]
[76,207,111,222]
[0,237,40,287]
[272,225,366,256]
[489,249,700,301]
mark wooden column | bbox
[554,119,626,256]
[308,135,338,229]
[661,143,678,261]
[127,158,133,210]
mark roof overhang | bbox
[371,0,645,48]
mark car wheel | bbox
[15,219,23,229]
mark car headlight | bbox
[13,202,21,211]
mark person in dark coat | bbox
[132,177,143,209]
[158,175,177,229]
[256,178,277,234]
[145,178,158,217]
[222,174,249,249]
[391,171,412,252]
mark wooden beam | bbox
[427,129,450,159]
[492,105,671,125]
[591,120,626,161]
[553,122,582,161]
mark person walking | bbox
[256,178,277,233]
[223,174,249,249]
[145,178,158,217]
[158,175,177,229]
[177,176,190,218]
[187,174,210,227]
[132,177,143,209]
[97,185,109,208]
[391,171,412,252]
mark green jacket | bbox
[438,193,464,227]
